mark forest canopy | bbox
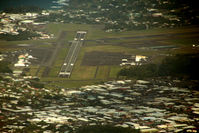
[118,54,199,80]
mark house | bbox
[14,63,25,67]
[152,13,163,17]
[140,128,159,133]
[135,55,147,62]
[21,20,34,24]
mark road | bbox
[59,31,86,77]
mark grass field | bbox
[109,66,121,79]
[26,66,39,76]
[37,66,45,77]
[43,23,199,87]
[95,66,110,80]
[45,79,102,89]
[46,23,199,40]
[0,38,55,47]
[1,23,199,88]
[71,66,97,80]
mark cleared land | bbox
[82,51,130,66]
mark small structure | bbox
[135,55,147,62]
[120,55,148,66]
[59,72,71,77]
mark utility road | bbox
[59,31,86,77]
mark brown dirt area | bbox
[29,48,53,65]
[81,51,130,66]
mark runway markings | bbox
[59,31,87,78]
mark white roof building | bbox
[135,55,147,62]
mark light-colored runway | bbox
[59,31,86,77]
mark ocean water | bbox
[0,0,69,11]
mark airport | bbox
[59,31,87,77]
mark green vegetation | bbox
[54,47,69,67]
[118,54,199,80]
[36,0,199,31]
[45,23,199,41]
[30,81,44,88]
[69,44,154,81]
[0,30,41,41]
[76,125,140,133]
[40,24,199,87]
[46,23,105,40]
[70,48,97,80]
[37,66,45,77]
[0,38,55,50]
[26,66,39,76]
[2,22,198,88]
[109,66,122,79]
[96,66,110,79]
[48,47,69,77]
[48,67,60,77]
[0,61,12,73]
[20,123,72,133]
[44,79,101,88]
[71,66,97,80]
[169,38,199,46]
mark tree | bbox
[76,125,140,133]
[0,61,12,73]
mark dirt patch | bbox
[82,51,130,66]
[29,48,53,65]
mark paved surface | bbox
[59,31,86,77]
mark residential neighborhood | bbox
[35,0,197,31]
[0,11,54,40]
[0,0,198,37]
[0,64,199,132]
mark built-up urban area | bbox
[0,51,199,132]
[36,0,198,31]
[0,10,54,40]
[0,68,199,132]
[1,0,197,36]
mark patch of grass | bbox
[168,38,199,46]
[84,45,158,56]
[109,66,121,79]
[47,45,69,77]
[27,66,39,76]
[69,48,96,80]
[172,46,199,55]
[45,23,163,40]
[53,47,69,67]
[41,77,65,82]
[46,23,199,40]
[71,66,97,80]
[69,44,162,80]
[84,41,99,46]
[107,36,166,44]
[0,38,55,46]
[46,23,92,40]
[49,67,60,77]
[0,39,55,53]
[45,79,101,88]
[37,66,45,77]
[96,66,110,80]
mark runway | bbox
[59,31,86,77]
